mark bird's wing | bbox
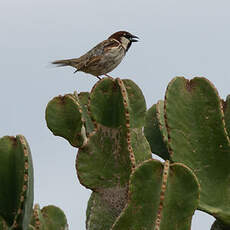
[81,56,102,69]
[77,39,120,70]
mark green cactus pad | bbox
[30,204,68,230]
[112,159,199,230]
[89,78,125,127]
[165,77,230,224]
[90,78,146,128]
[0,135,34,229]
[46,94,87,147]
[144,100,170,160]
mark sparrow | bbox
[52,31,139,80]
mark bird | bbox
[52,31,139,80]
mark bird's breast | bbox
[100,45,125,73]
[104,45,125,63]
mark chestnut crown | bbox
[109,31,139,42]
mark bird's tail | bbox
[52,58,80,68]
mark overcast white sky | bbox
[1,0,230,229]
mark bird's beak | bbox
[130,35,139,42]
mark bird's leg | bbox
[96,76,102,80]
[104,74,113,78]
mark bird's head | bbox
[109,31,139,52]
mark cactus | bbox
[47,76,229,230]
[46,78,152,229]
[44,73,230,229]
[145,77,230,228]
[0,135,34,230]
[164,77,230,225]
[0,135,69,230]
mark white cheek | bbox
[120,37,130,50]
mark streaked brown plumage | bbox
[52,31,139,80]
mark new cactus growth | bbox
[30,204,68,230]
